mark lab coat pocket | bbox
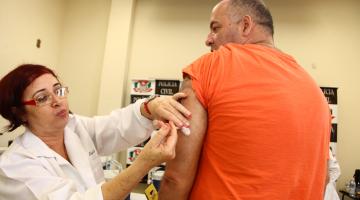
[88,152,104,183]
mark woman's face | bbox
[22,73,69,135]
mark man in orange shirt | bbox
[159,0,330,200]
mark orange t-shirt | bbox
[183,44,330,200]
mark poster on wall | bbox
[130,79,156,103]
[126,147,143,165]
[128,78,181,183]
[320,87,338,156]
[130,79,181,103]
[155,80,180,96]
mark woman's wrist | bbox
[133,153,155,172]
[140,102,153,120]
[140,95,159,120]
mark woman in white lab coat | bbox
[0,64,191,200]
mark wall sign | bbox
[128,78,181,183]
[320,87,338,155]
[155,80,180,95]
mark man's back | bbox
[183,43,330,200]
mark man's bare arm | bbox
[159,76,207,200]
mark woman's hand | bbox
[102,121,178,200]
[137,121,178,168]
[141,93,191,128]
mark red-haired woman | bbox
[0,64,191,200]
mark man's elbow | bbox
[159,172,193,199]
[161,172,190,191]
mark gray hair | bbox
[227,0,274,36]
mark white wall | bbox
[0,0,64,69]
[57,0,111,116]
[0,0,110,145]
[97,0,136,115]
[127,0,216,84]
[1,0,359,191]
[0,0,64,146]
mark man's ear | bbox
[240,15,254,36]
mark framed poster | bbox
[320,87,338,156]
[128,78,181,183]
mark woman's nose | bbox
[51,93,62,107]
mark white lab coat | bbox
[0,99,153,200]
[324,150,341,200]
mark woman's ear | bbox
[11,106,27,123]
[11,106,18,116]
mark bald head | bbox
[225,0,274,36]
[205,0,274,51]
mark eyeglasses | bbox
[23,86,69,107]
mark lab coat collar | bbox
[20,129,69,166]
[20,116,98,187]
[19,114,76,160]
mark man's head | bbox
[205,0,274,51]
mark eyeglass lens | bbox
[33,87,68,106]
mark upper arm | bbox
[75,101,153,155]
[160,76,207,198]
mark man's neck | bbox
[245,24,275,48]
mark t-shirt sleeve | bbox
[182,52,215,109]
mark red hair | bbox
[0,64,58,133]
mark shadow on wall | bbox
[264,0,319,26]
[267,0,359,27]
[140,0,331,27]
[136,0,219,23]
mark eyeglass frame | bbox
[22,86,69,107]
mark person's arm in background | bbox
[327,149,341,183]
[159,76,207,200]
[325,161,330,185]
[324,149,340,200]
